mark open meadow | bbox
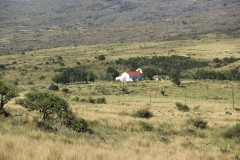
[0,33,240,160]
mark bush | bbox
[72,96,80,101]
[27,81,34,85]
[133,109,153,119]
[171,75,181,86]
[88,97,106,104]
[96,55,105,61]
[223,123,240,139]
[69,118,89,132]
[160,90,165,96]
[122,87,130,94]
[39,75,45,80]
[48,84,59,91]
[175,102,190,112]
[139,121,154,131]
[96,97,106,104]
[62,88,69,93]
[37,120,56,131]
[157,123,176,135]
[187,118,208,129]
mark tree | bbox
[0,81,18,116]
[18,92,90,132]
[105,67,119,80]
[171,76,181,86]
[143,67,160,80]
[171,72,181,86]
[20,92,69,123]
[52,67,96,84]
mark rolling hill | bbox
[0,0,240,53]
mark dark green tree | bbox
[143,67,160,80]
[18,92,90,132]
[171,72,181,86]
[0,81,18,116]
[52,67,96,84]
[20,92,69,123]
[105,67,119,80]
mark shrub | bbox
[62,88,69,93]
[187,118,208,129]
[235,108,240,112]
[133,109,153,119]
[48,84,59,91]
[96,55,105,61]
[87,97,106,104]
[160,137,170,144]
[69,118,89,132]
[139,121,153,131]
[13,80,19,85]
[88,97,96,103]
[72,96,80,101]
[39,75,45,80]
[171,75,181,86]
[27,81,34,85]
[122,87,130,94]
[96,97,106,104]
[80,98,87,102]
[175,102,190,112]
[37,120,56,131]
[157,123,176,135]
[160,90,165,96]
[223,123,240,139]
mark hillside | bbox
[0,0,240,53]
[0,1,240,159]
[0,34,240,160]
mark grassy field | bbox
[0,33,240,160]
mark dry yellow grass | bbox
[0,34,240,160]
[1,96,239,160]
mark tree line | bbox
[116,55,208,74]
[193,69,240,80]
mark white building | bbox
[115,68,143,82]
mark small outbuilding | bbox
[115,68,143,82]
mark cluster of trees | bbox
[142,67,160,80]
[52,66,120,84]
[213,57,239,64]
[193,69,240,80]
[116,55,208,74]
[52,66,96,84]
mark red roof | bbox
[127,71,142,76]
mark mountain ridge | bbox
[0,0,239,53]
